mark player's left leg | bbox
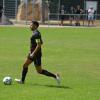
[91,16,94,26]
[91,20,94,26]
[69,17,73,26]
[35,66,60,85]
[34,56,60,85]
[35,66,56,78]
[34,55,56,78]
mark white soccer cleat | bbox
[15,79,24,84]
[55,74,60,86]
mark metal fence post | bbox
[15,0,18,23]
[58,0,60,25]
[41,0,45,24]
[2,0,5,24]
[32,0,35,21]
[25,0,28,25]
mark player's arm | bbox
[80,9,84,14]
[88,9,91,13]
[30,39,41,57]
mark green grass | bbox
[0,26,100,100]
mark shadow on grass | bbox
[31,83,72,89]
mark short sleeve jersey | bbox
[76,9,81,14]
[30,30,43,53]
[88,9,94,16]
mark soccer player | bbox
[15,21,60,85]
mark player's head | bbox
[77,5,80,9]
[30,21,39,31]
[91,7,93,9]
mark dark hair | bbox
[32,21,39,27]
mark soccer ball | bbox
[3,76,12,85]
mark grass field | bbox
[0,26,100,100]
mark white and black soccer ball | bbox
[3,76,12,85]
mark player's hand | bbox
[30,53,34,58]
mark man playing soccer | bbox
[15,21,60,85]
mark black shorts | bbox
[60,15,65,20]
[28,52,42,67]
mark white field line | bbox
[0,24,100,28]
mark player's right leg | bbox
[15,58,32,84]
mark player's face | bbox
[30,23,37,31]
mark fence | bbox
[0,0,100,27]
[0,0,20,24]
[48,13,100,27]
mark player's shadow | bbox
[32,83,71,89]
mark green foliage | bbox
[0,27,100,100]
